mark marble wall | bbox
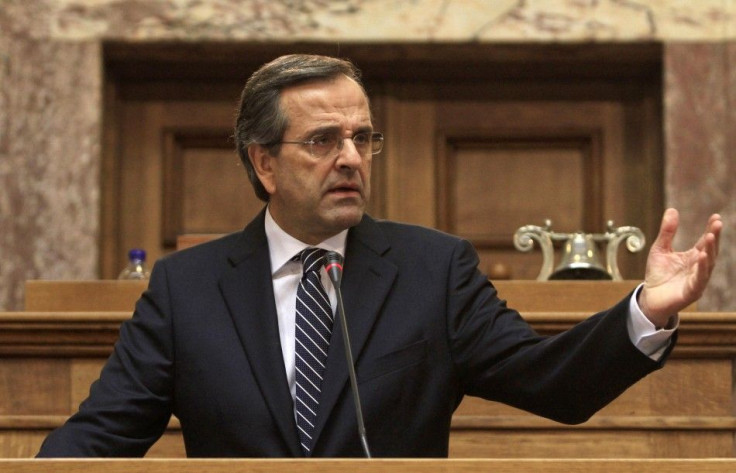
[0,0,735,310]
[665,42,736,310]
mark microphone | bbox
[324,252,343,289]
[324,251,371,458]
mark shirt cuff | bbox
[627,284,678,360]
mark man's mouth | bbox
[328,184,361,196]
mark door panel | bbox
[383,93,659,280]
[107,100,256,277]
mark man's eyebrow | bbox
[353,125,374,134]
[303,125,341,138]
[304,124,373,137]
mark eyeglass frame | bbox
[267,131,384,159]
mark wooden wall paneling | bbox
[619,95,664,280]
[455,359,733,418]
[0,432,42,459]
[69,360,106,413]
[100,79,123,281]
[117,101,165,277]
[0,359,70,416]
[597,102,627,225]
[110,101,244,277]
[161,128,259,249]
[145,430,186,457]
[175,233,226,251]
[179,146,260,234]
[364,90,387,219]
[432,98,652,280]
[450,430,658,458]
[436,128,603,279]
[382,84,438,227]
[449,430,734,458]
[650,432,734,458]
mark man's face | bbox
[252,74,373,244]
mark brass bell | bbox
[549,232,611,280]
[514,219,645,281]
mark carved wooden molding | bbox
[2,311,735,357]
[0,312,127,356]
[3,413,735,433]
[451,415,736,430]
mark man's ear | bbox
[248,144,276,195]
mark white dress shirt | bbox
[263,207,677,405]
[265,209,347,402]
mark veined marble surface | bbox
[1,0,734,41]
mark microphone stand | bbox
[325,252,371,458]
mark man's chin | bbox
[328,207,365,231]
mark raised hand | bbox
[638,208,722,328]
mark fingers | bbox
[707,213,723,246]
[652,208,679,253]
[688,214,722,292]
[703,213,722,270]
[694,214,721,253]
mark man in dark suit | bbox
[37,54,722,458]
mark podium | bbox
[2,458,736,472]
[1,280,735,458]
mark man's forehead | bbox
[280,75,371,126]
[281,74,367,102]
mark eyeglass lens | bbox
[311,132,383,158]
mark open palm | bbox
[639,209,722,328]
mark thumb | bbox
[652,208,679,254]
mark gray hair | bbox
[234,54,366,201]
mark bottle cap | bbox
[128,248,146,262]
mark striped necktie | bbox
[294,248,333,456]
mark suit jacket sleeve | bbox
[445,238,671,424]
[37,262,175,457]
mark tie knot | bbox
[300,248,327,275]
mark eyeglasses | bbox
[272,131,384,159]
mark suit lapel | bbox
[218,210,301,456]
[310,216,397,450]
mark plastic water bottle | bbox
[118,248,151,280]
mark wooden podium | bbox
[2,458,736,472]
[1,280,735,459]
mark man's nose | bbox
[336,137,364,168]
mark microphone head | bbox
[324,251,343,287]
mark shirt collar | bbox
[264,206,348,275]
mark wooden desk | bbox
[23,280,643,312]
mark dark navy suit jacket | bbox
[37,210,671,457]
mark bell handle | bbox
[513,223,555,281]
[605,223,646,281]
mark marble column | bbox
[665,42,736,310]
[0,26,101,310]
